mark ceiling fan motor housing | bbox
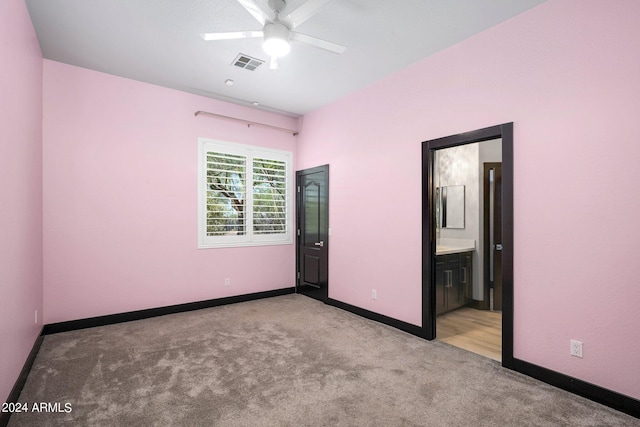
[268,0,287,14]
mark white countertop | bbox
[436,245,475,255]
[436,238,475,255]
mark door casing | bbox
[422,123,514,368]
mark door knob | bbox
[495,243,503,251]
[314,241,324,247]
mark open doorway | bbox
[432,141,502,361]
[422,123,514,367]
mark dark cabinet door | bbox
[460,253,472,300]
[447,262,464,311]
[436,252,473,315]
[435,258,447,315]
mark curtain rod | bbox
[194,110,299,136]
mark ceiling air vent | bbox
[232,54,264,71]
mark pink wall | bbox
[0,0,44,403]
[43,60,297,324]
[296,0,640,400]
[6,0,638,406]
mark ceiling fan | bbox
[201,0,346,69]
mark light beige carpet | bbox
[8,294,639,426]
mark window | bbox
[198,138,293,248]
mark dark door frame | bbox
[421,123,514,368]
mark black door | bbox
[296,165,329,302]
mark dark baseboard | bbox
[323,296,638,419]
[0,331,44,427]
[6,290,638,422]
[511,358,640,419]
[326,297,425,339]
[2,288,294,426]
[43,287,295,335]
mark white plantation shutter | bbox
[205,151,246,237]
[252,157,287,235]
[198,138,292,248]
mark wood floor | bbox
[436,307,502,362]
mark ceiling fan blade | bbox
[290,31,346,54]
[236,0,274,26]
[269,56,279,70]
[284,0,333,29]
[200,30,263,41]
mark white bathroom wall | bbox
[435,144,480,298]
[435,143,479,240]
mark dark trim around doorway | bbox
[419,124,639,417]
[421,123,514,367]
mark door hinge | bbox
[297,186,300,193]
[297,229,300,236]
[297,272,300,279]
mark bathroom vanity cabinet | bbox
[435,251,472,315]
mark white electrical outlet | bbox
[570,339,583,358]
[372,289,377,300]
[224,278,230,287]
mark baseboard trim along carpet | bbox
[42,287,295,335]
[6,290,638,423]
[510,358,640,419]
[327,297,424,338]
[329,298,639,419]
[2,289,294,427]
[7,294,639,425]
[0,331,44,427]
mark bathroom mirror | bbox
[436,185,465,229]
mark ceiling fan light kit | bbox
[201,0,346,70]
[262,22,290,57]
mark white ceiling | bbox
[25,0,546,117]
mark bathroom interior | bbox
[434,138,502,361]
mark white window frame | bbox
[198,138,293,248]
